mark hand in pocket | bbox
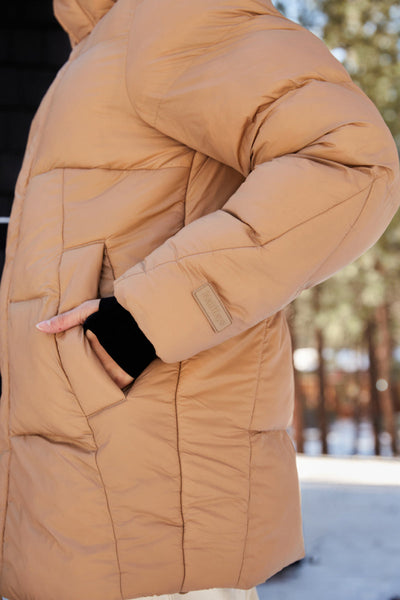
[84,329,134,389]
[35,299,134,390]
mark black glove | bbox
[83,296,157,379]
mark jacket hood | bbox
[53,0,117,46]
[53,0,278,48]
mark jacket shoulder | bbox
[125,0,351,129]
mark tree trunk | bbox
[365,319,381,456]
[352,374,362,456]
[293,369,305,454]
[374,303,398,456]
[313,287,328,455]
[286,304,305,453]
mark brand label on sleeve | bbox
[192,282,232,333]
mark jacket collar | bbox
[53,0,277,48]
[53,0,117,47]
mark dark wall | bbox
[1,0,70,275]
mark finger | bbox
[85,330,134,389]
[36,299,100,333]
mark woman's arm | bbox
[114,17,400,364]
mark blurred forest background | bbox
[275,0,400,457]
[1,0,399,457]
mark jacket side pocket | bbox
[56,241,127,417]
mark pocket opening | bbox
[56,241,128,415]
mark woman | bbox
[0,0,399,599]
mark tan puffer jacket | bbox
[0,0,399,599]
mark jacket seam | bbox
[8,295,49,304]
[187,154,210,190]
[104,244,117,280]
[53,373,124,591]
[124,0,147,123]
[183,151,197,226]
[62,165,188,171]
[173,362,186,591]
[236,319,270,587]
[63,239,106,252]
[72,0,97,26]
[247,319,272,432]
[300,174,378,291]
[34,164,191,177]
[87,421,125,600]
[56,170,123,598]
[55,0,96,45]
[115,175,384,283]
[86,396,127,418]
[63,170,132,206]
[0,418,11,588]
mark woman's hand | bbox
[36,300,134,390]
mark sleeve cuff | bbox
[82,296,157,379]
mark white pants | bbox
[129,587,260,600]
[3,587,260,600]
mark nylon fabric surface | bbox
[0,0,399,598]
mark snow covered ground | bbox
[257,454,400,600]
[300,418,397,457]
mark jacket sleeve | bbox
[114,15,400,364]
